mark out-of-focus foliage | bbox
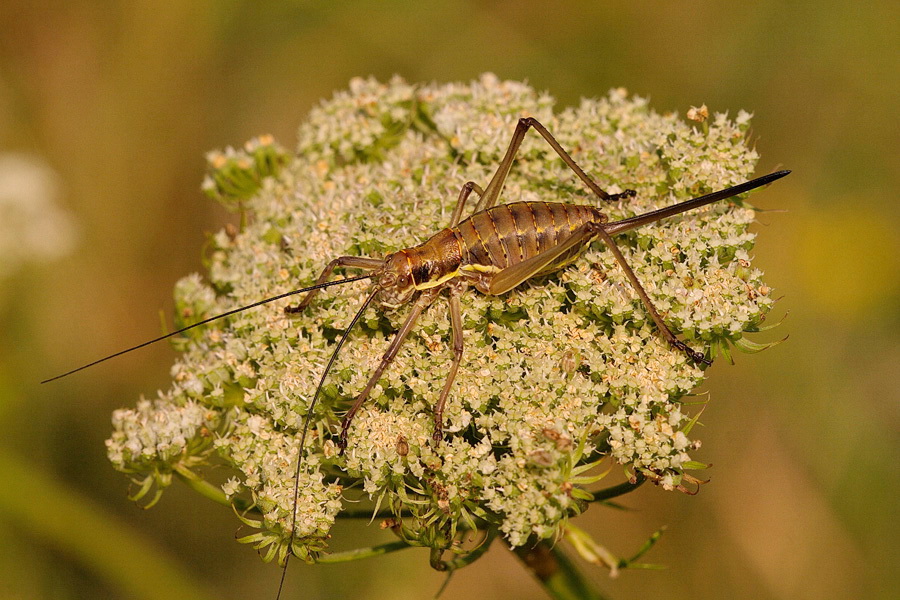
[0,1,896,599]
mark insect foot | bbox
[671,339,713,366]
[608,188,638,202]
[337,413,355,453]
[78,75,786,598]
[431,422,445,444]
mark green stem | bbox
[591,473,646,502]
[173,464,255,513]
[509,539,609,600]
[336,508,411,519]
[316,539,410,563]
[0,449,215,600]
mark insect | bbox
[278,118,787,450]
[43,117,789,599]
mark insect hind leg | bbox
[477,117,636,213]
[595,227,711,365]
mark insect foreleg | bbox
[449,180,485,227]
[594,226,710,365]
[477,117,636,213]
[285,256,384,314]
[338,286,443,449]
[432,283,465,441]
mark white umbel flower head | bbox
[106,74,779,563]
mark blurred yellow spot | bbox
[797,203,899,319]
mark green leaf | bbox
[623,525,666,565]
[681,461,709,470]
[564,522,620,575]
[680,403,707,436]
[733,334,789,353]
[744,310,789,333]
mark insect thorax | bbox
[376,230,464,307]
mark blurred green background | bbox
[0,1,896,599]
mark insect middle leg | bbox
[449,180,484,227]
[476,117,636,213]
[432,282,465,441]
[338,286,443,449]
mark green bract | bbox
[106,74,774,568]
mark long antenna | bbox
[41,274,374,384]
[276,288,379,600]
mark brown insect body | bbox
[288,118,789,457]
[457,201,605,289]
[378,201,604,306]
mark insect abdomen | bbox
[454,202,601,271]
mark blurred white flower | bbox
[0,154,77,280]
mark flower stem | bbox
[173,464,254,512]
[509,539,609,600]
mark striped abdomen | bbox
[397,202,605,298]
[453,201,604,274]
